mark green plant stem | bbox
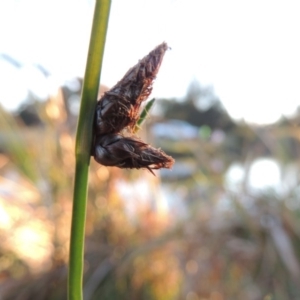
[68,1,111,299]
[69,161,89,300]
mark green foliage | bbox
[134,98,156,133]
[0,105,37,181]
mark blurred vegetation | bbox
[1,78,300,300]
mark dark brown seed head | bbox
[95,42,169,135]
[92,42,174,174]
[93,133,174,174]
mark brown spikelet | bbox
[95,42,169,135]
[94,134,174,174]
[92,42,174,174]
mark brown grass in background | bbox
[1,79,300,300]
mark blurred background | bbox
[1,0,300,299]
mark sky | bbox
[0,0,300,124]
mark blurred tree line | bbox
[1,79,300,300]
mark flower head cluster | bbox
[92,42,174,174]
